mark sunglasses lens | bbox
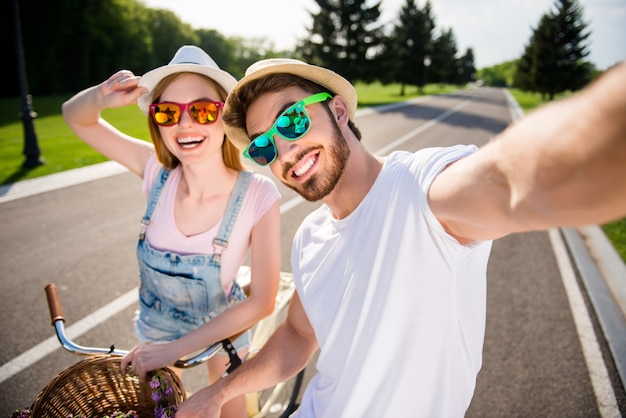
[190,102,219,124]
[248,136,276,165]
[152,103,180,126]
[245,94,328,165]
[276,108,310,139]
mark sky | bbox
[141,0,625,70]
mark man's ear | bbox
[329,95,350,126]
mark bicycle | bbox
[30,268,304,417]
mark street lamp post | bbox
[12,0,44,168]
[423,55,432,94]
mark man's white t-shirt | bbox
[291,146,493,418]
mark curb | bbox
[562,227,626,389]
[0,161,128,204]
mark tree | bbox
[455,48,476,85]
[430,27,457,86]
[146,8,199,70]
[479,60,518,87]
[196,29,236,76]
[297,0,385,82]
[381,0,435,94]
[9,0,159,95]
[230,36,280,78]
[515,0,591,99]
[3,0,481,98]
[514,37,537,92]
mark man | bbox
[177,59,626,417]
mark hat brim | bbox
[137,64,238,114]
[224,61,357,152]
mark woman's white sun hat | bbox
[137,45,237,115]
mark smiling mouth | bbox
[292,152,319,178]
[177,136,204,149]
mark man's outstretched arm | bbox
[430,62,626,243]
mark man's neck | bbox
[324,146,384,220]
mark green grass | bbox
[602,220,626,262]
[507,88,625,264]
[354,82,458,107]
[0,95,150,185]
[507,89,576,113]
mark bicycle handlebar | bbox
[45,283,241,369]
[45,283,65,325]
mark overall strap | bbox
[139,167,170,240]
[212,170,253,262]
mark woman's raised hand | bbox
[99,70,147,109]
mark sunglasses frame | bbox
[243,92,333,166]
[149,100,224,126]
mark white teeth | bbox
[177,136,204,149]
[177,136,203,144]
[294,155,316,177]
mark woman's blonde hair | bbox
[147,72,243,171]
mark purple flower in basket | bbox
[150,372,177,417]
[152,390,164,403]
[155,406,177,418]
[150,378,161,390]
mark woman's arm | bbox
[429,62,626,243]
[121,199,282,380]
[62,70,154,178]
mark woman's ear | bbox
[329,95,350,126]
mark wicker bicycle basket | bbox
[30,356,185,417]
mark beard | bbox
[285,125,351,202]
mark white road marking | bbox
[548,229,620,417]
[0,287,137,383]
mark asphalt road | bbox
[1,88,624,417]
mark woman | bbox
[62,45,281,418]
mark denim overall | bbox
[135,168,252,351]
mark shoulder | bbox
[295,205,331,241]
[384,146,478,189]
[248,172,280,196]
[141,154,166,194]
[241,172,281,221]
[387,146,477,171]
